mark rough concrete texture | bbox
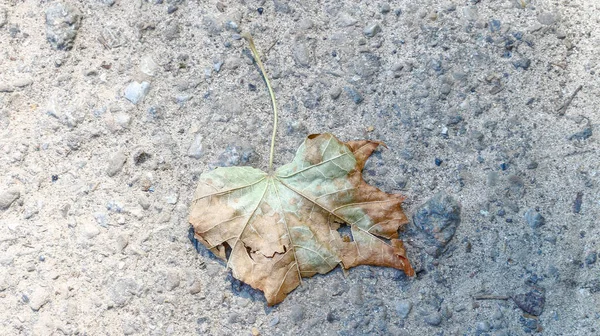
[0,1,599,335]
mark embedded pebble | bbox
[568,127,592,141]
[573,191,583,213]
[188,279,202,294]
[395,301,412,318]
[0,188,20,210]
[45,3,82,50]
[412,192,461,257]
[268,316,280,327]
[524,208,545,229]
[476,321,491,332]
[512,288,545,316]
[519,315,541,333]
[512,58,531,70]
[329,87,342,100]
[116,234,129,252]
[363,23,381,37]
[537,12,557,25]
[164,192,179,205]
[110,278,139,307]
[82,220,101,239]
[585,251,597,265]
[380,4,391,14]
[124,81,151,104]
[423,311,442,326]
[215,145,257,167]
[137,194,151,209]
[462,6,478,21]
[187,134,204,159]
[166,271,180,291]
[344,86,363,104]
[292,43,311,67]
[29,287,50,311]
[106,151,127,177]
[290,305,305,324]
[12,78,33,88]
[0,8,6,28]
[140,55,159,76]
[352,53,381,80]
[0,83,13,92]
[114,113,132,128]
[337,13,357,27]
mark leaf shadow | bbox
[188,226,273,311]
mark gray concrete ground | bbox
[0,0,599,335]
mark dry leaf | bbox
[189,133,414,305]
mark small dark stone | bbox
[519,315,540,333]
[527,161,538,169]
[396,301,412,318]
[248,83,257,91]
[435,158,443,166]
[513,32,523,40]
[423,312,443,326]
[497,209,505,217]
[344,86,363,104]
[273,0,291,13]
[512,288,545,316]
[45,3,82,51]
[585,251,597,265]
[326,310,339,322]
[290,305,305,324]
[380,4,391,14]
[489,19,501,32]
[512,58,531,70]
[133,151,151,165]
[584,279,600,293]
[489,85,504,95]
[400,149,413,160]
[411,193,461,257]
[446,115,463,125]
[51,175,59,182]
[524,209,545,229]
[500,163,508,171]
[257,7,264,15]
[568,127,592,141]
[573,191,583,214]
[215,145,257,167]
[167,5,178,14]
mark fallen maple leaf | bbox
[189,133,414,305]
[189,34,413,305]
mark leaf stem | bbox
[242,33,278,171]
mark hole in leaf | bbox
[244,244,255,261]
[223,242,232,260]
[378,235,392,245]
[336,224,354,242]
